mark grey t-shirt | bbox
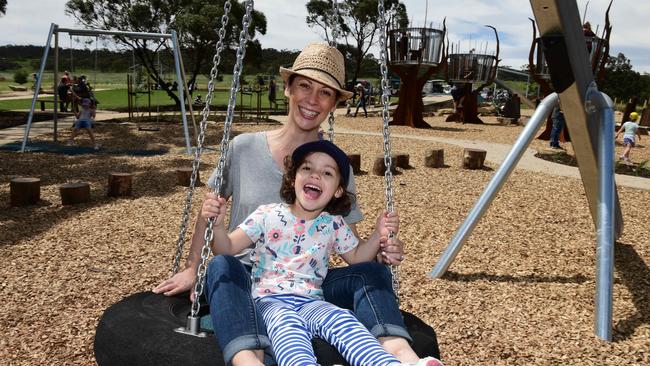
[208,131,363,264]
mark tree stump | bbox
[176,168,200,187]
[372,155,398,176]
[463,148,486,169]
[424,149,444,168]
[60,182,91,205]
[347,154,361,175]
[108,172,133,197]
[394,153,411,169]
[10,177,40,206]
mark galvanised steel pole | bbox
[430,93,559,278]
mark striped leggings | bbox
[256,294,401,366]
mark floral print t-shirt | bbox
[239,203,358,299]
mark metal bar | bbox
[530,0,623,237]
[54,30,59,142]
[57,27,171,40]
[590,87,616,341]
[171,30,191,153]
[430,93,559,278]
[21,23,56,152]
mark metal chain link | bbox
[171,0,233,275]
[327,0,340,142]
[377,0,400,300]
[190,0,255,318]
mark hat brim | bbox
[280,67,353,101]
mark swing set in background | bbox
[21,25,193,153]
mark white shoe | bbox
[402,357,444,366]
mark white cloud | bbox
[0,0,647,73]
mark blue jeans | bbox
[205,256,410,365]
[550,110,565,147]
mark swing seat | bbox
[94,291,441,366]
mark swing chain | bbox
[327,0,340,142]
[377,0,400,299]
[171,0,233,276]
[191,0,254,318]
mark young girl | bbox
[615,111,642,163]
[67,98,99,150]
[206,140,441,366]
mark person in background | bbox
[353,83,367,118]
[67,98,99,150]
[615,111,642,163]
[57,77,70,112]
[268,78,277,109]
[549,106,566,150]
[583,22,596,53]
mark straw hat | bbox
[280,43,353,101]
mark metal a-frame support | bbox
[430,0,622,341]
[21,24,192,153]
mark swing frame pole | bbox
[430,92,559,278]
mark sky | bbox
[0,0,648,73]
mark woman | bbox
[154,43,418,366]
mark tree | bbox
[0,0,6,16]
[601,53,649,102]
[171,0,266,95]
[306,0,407,85]
[65,0,266,107]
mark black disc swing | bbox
[94,1,440,365]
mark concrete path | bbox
[0,111,132,146]
[2,107,648,191]
[272,114,650,191]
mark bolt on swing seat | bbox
[94,1,440,365]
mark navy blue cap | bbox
[292,140,350,187]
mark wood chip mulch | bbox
[1,115,648,365]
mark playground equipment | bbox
[387,26,445,128]
[93,1,440,364]
[529,0,612,140]
[21,25,192,153]
[431,0,623,342]
[445,26,500,124]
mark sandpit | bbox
[1,115,648,365]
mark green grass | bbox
[0,87,286,111]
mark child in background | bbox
[68,98,99,150]
[204,140,441,366]
[615,111,642,163]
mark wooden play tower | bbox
[445,26,500,124]
[529,1,612,140]
[388,27,445,128]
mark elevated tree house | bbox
[445,26,500,124]
[530,0,612,140]
[388,26,445,129]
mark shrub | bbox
[13,69,28,84]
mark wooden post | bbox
[10,177,41,206]
[394,153,411,169]
[60,182,90,205]
[176,168,199,187]
[462,148,486,169]
[347,154,361,175]
[424,148,445,168]
[372,155,398,176]
[108,172,133,197]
